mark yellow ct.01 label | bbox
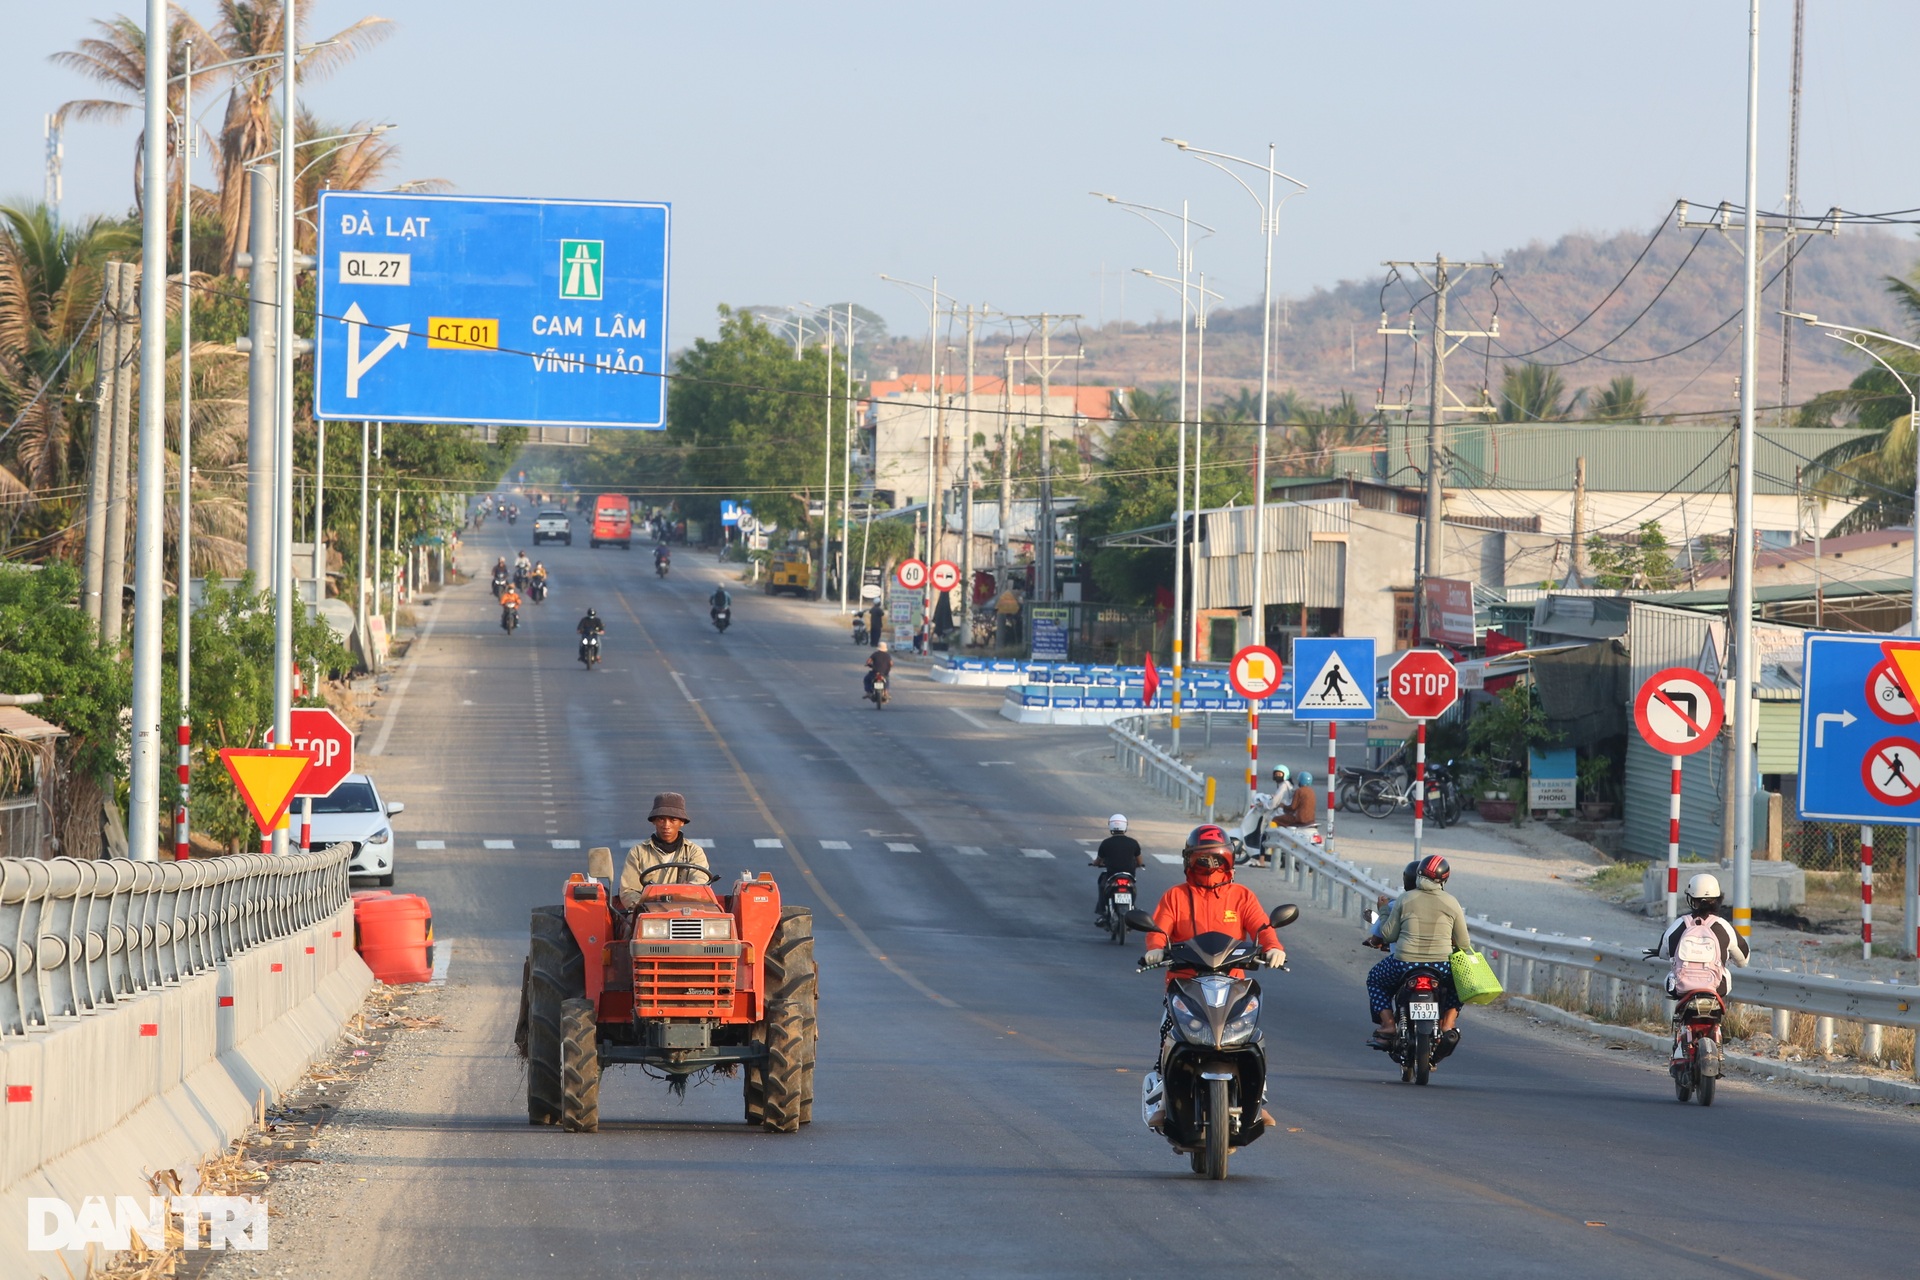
[427,317,499,351]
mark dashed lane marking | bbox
[483,840,515,850]
[886,842,920,853]
[819,840,851,849]
[416,839,445,849]
[550,839,579,849]
[956,845,988,856]
[1021,848,1056,859]
[754,838,784,848]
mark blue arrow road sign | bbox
[314,191,669,428]
[1289,637,1377,720]
[1797,630,1920,823]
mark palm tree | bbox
[50,10,220,222]
[1807,271,1920,533]
[0,204,138,547]
[1588,375,1648,421]
[1281,392,1377,477]
[204,1,394,271]
[290,109,450,253]
[1498,362,1580,422]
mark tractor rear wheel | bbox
[559,997,601,1132]
[527,905,583,1126]
[761,907,817,1133]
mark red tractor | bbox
[515,847,817,1132]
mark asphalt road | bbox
[222,525,1920,1279]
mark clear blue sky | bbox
[4,1,1916,345]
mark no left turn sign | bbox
[1633,667,1725,757]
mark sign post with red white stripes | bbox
[1386,650,1460,861]
[1861,825,1874,961]
[1632,667,1726,922]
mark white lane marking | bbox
[754,838,783,848]
[550,839,579,849]
[979,761,1014,767]
[690,837,712,849]
[368,594,444,757]
[1076,838,1099,845]
[483,839,515,850]
[669,670,700,703]
[819,840,851,850]
[885,842,920,853]
[1153,853,1182,865]
[1021,848,1055,859]
[956,845,988,857]
[416,839,445,849]
[949,707,998,732]
[428,943,452,987]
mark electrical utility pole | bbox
[1779,0,1807,421]
[1376,256,1500,640]
[1007,313,1084,602]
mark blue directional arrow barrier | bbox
[1290,637,1376,721]
[1798,631,1920,823]
[315,191,669,428]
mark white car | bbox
[305,772,405,886]
[532,509,572,545]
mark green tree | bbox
[1585,519,1675,590]
[1498,362,1580,422]
[1807,267,1920,533]
[1588,375,1648,421]
[0,561,129,787]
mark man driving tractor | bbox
[619,792,710,904]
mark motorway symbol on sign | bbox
[1632,667,1725,756]
[288,708,355,798]
[1386,650,1458,721]
[930,560,960,592]
[896,559,928,590]
[1291,637,1376,720]
[1228,645,1284,701]
[1863,738,1920,805]
[315,191,669,429]
[1869,657,1916,723]
[218,748,312,834]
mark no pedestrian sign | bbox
[1633,667,1725,757]
[1229,646,1284,701]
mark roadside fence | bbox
[1263,826,1920,1079]
[0,846,350,1037]
[1110,714,1215,819]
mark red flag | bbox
[1143,652,1160,706]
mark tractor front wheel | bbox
[526,905,583,1126]
[761,906,818,1133]
[559,997,601,1132]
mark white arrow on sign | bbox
[342,302,411,399]
[1815,708,1857,747]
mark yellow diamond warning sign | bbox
[218,748,314,835]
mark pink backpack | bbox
[1670,917,1726,994]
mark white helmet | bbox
[1685,872,1723,912]
[1109,814,1128,832]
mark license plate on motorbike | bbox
[1408,1001,1440,1020]
[1112,894,1132,907]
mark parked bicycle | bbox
[1356,761,1460,828]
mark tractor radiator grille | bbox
[632,945,739,1018]
[668,918,705,941]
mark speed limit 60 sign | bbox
[895,559,928,590]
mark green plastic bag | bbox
[1450,947,1504,1005]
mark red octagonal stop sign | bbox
[1387,650,1458,721]
[288,707,355,798]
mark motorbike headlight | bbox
[366,828,390,846]
[638,916,669,939]
[1220,994,1261,1047]
[1169,995,1209,1041]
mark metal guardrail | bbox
[1110,714,1213,818]
[0,845,350,1037]
[1264,826,1920,1043]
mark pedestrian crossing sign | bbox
[1291,637,1376,721]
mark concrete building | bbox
[1186,499,1560,662]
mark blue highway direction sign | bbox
[314,192,669,428]
[1798,631,1920,823]
[1290,637,1376,720]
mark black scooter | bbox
[492,571,509,600]
[1124,905,1298,1180]
[578,632,601,668]
[712,605,731,634]
[1095,869,1136,945]
[501,603,519,635]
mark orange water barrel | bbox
[352,890,434,984]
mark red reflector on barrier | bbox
[7,1086,30,1102]
[270,963,283,972]
[139,1024,157,1037]
[305,946,315,954]
[218,996,234,1007]
[332,931,342,938]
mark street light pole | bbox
[880,274,956,641]
[1789,308,1920,957]
[1730,0,1761,939]
[126,0,170,859]
[841,302,856,615]
[270,1,298,854]
[1170,137,1308,811]
[173,39,195,862]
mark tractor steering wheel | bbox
[637,860,716,886]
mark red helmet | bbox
[1182,824,1235,887]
